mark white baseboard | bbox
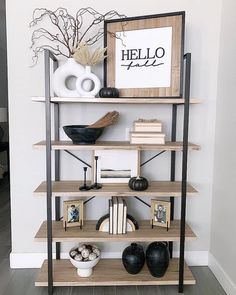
[209,252,236,295]
[10,250,208,269]
[173,251,208,266]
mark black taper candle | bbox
[79,166,91,191]
[91,156,102,190]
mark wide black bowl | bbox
[63,125,104,145]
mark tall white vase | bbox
[53,58,90,97]
[76,66,101,97]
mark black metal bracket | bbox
[134,196,151,208]
[64,148,166,169]
[64,150,92,168]
[84,196,96,205]
[140,151,166,167]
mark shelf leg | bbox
[169,104,177,258]
[178,53,191,293]
[54,101,61,260]
[45,49,53,295]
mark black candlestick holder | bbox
[79,167,91,191]
[91,156,102,190]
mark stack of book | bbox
[130,119,165,144]
[109,197,127,234]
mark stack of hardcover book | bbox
[130,119,165,144]
[109,197,127,234]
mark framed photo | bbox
[63,200,83,228]
[94,150,140,183]
[104,11,185,98]
[151,200,171,228]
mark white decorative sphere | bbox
[81,248,90,258]
[89,253,97,261]
[93,248,101,257]
[70,250,78,258]
[78,245,86,252]
[74,254,83,261]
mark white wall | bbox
[6,0,222,267]
[0,0,7,108]
[0,0,8,170]
[210,0,236,294]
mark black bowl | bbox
[63,125,104,145]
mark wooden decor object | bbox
[104,12,185,98]
[86,111,119,129]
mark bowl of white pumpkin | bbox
[69,244,101,277]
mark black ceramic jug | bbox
[122,243,145,274]
[146,242,170,277]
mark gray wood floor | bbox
[0,178,226,295]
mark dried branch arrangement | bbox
[73,42,107,66]
[29,7,126,65]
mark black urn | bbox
[122,243,145,274]
[146,242,170,277]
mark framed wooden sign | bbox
[104,11,185,98]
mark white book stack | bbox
[112,197,118,235]
[122,199,127,234]
[109,197,127,235]
[130,119,165,144]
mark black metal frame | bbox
[43,49,192,294]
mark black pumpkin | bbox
[128,176,149,191]
[99,87,119,98]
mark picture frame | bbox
[151,200,171,228]
[104,11,185,98]
[93,150,140,183]
[63,200,84,228]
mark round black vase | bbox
[122,243,145,274]
[146,242,170,277]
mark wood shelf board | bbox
[34,181,198,197]
[34,220,196,242]
[33,140,200,151]
[35,258,196,286]
[32,96,201,104]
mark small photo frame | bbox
[151,200,171,228]
[63,200,83,228]
[93,150,140,183]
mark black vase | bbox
[146,242,170,277]
[122,243,145,274]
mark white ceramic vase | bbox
[53,58,91,97]
[76,66,101,97]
